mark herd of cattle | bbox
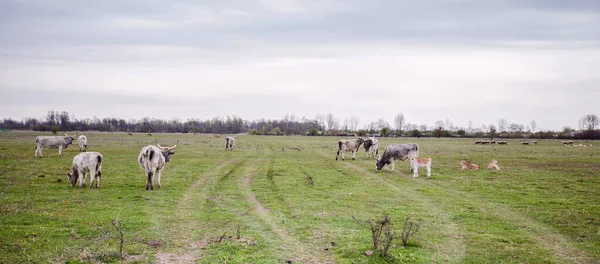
[32,133,591,189]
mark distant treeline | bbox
[1,110,599,139]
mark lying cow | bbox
[35,132,77,157]
[375,143,419,171]
[363,136,379,159]
[67,152,103,188]
[336,135,365,161]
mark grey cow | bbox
[35,133,77,157]
[225,137,235,151]
[363,136,379,159]
[375,143,419,171]
[138,140,178,190]
[67,152,103,188]
[78,135,88,152]
[336,135,366,161]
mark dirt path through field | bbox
[155,158,240,264]
[238,159,335,263]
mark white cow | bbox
[78,135,88,152]
[138,140,178,190]
[67,152,103,188]
[35,133,77,157]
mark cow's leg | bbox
[391,160,395,172]
[58,145,63,157]
[352,150,356,160]
[79,171,87,188]
[146,171,153,190]
[413,166,418,178]
[336,150,340,160]
[89,170,95,189]
[426,165,431,178]
[96,171,101,188]
[35,146,41,157]
[157,168,163,188]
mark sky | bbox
[1,0,599,131]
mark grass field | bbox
[1,132,599,263]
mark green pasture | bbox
[0,132,598,263]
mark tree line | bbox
[1,110,599,139]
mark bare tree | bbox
[376,118,390,130]
[343,118,350,131]
[578,114,599,131]
[325,112,338,131]
[488,125,497,139]
[508,123,524,132]
[315,114,325,130]
[394,113,405,132]
[445,117,453,130]
[468,120,473,134]
[530,120,537,133]
[45,110,57,126]
[498,118,507,132]
[349,116,360,131]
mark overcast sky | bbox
[1,0,599,130]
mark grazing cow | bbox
[35,133,77,157]
[497,141,508,145]
[530,141,538,145]
[460,160,480,170]
[409,153,431,178]
[363,136,379,159]
[490,140,496,145]
[375,143,419,171]
[336,135,366,161]
[138,140,178,190]
[147,133,152,136]
[67,152,103,188]
[562,141,574,146]
[475,140,482,144]
[78,135,88,152]
[128,133,133,136]
[521,142,530,145]
[225,136,235,151]
[488,159,500,170]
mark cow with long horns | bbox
[138,140,178,190]
[35,132,78,157]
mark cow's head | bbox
[64,132,78,143]
[375,155,387,171]
[157,140,178,163]
[67,171,78,187]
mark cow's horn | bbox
[169,140,179,150]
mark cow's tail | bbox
[95,155,102,173]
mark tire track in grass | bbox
[419,179,593,264]
[339,154,591,263]
[238,159,335,264]
[155,158,240,264]
[322,152,466,263]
